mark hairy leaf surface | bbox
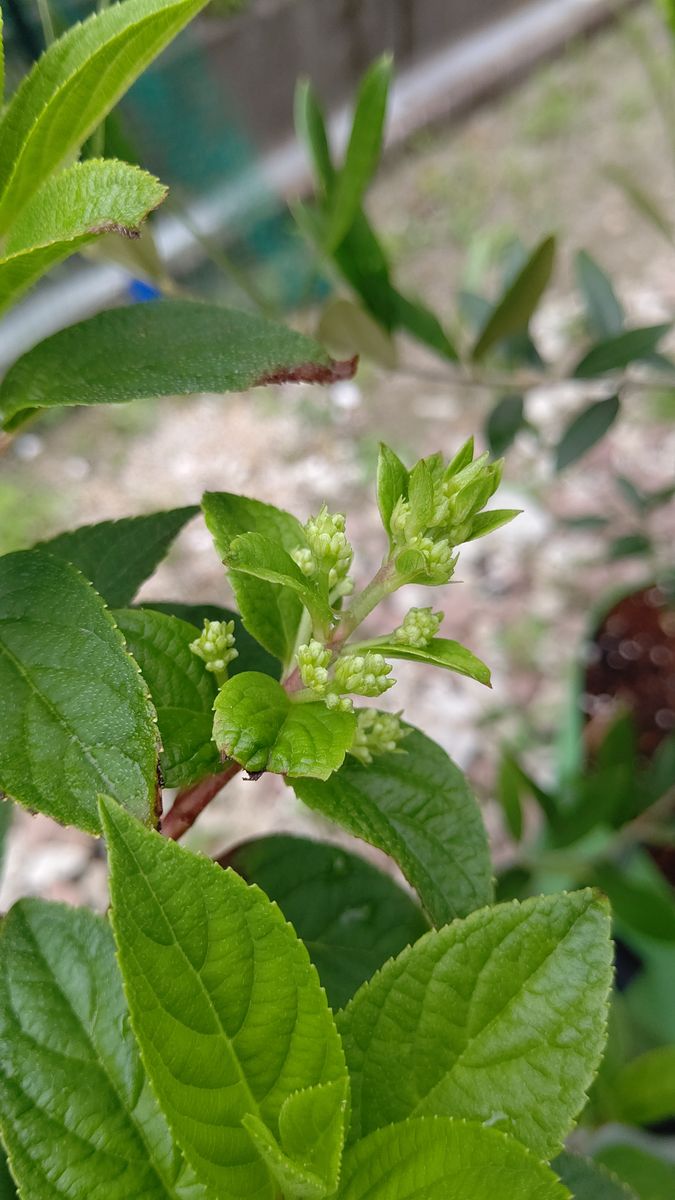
[101,798,349,1198]
[214,672,355,779]
[339,890,612,1157]
[0,550,158,834]
[0,899,208,1199]
[293,728,492,925]
[226,835,429,1008]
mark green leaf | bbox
[242,1079,349,1200]
[324,55,392,252]
[37,506,198,608]
[0,0,207,233]
[555,396,620,471]
[0,550,158,834]
[293,728,493,926]
[0,6,4,108]
[593,862,675,942]
[376,442,409,544]
[486,395,526,456]
[464,508,521,541]
[574,326,671,378]
[339,890,612,1157]
[214,672,356,780]
[226,532,334,632]
[138,601,280,679]
[339,1118,570,1200]
[0,160,166,314]
[0,301,353,432]
[294,78,336,193]
[0,801,12,882]
[0,898,208,1199]
[363,637,491,686]
[605,164,674,246]
[575,251,624,339]
[497,752,524,840]
[612,1045,675,1126]
[318,297,397,368]
[472,236,556,361]
[553,1152,637,1199]
[0,1143,17,1200]
[608,533,652,561]
[391,288,459,361]
[226,835,429,1009]
[202,492,306,665]
[114,608,219,789]
[100,797,349,1198]
[595,1145,675,1200]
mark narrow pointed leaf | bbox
[37,506,198,608]
[214,672,355,780]
[225,835,429,1009]
[339,890,612,1157]
[100,797,349,1198]
[553,1152,638,1199]
[0,160,166,314]
[0,899,209,1199]
[293,728,492,926]
[363,637,491,686]
[0,301,355,432]
[606,164,674,245]
[339,1118,570,1200]
[114,608,220,789]
[463,508,521,541]
[472,237,556,361]
[555,396,620,471]
[575,251,624,339]
[574,326,671,378]
[377,442,409,543]
[325,55,392,252]
[0,0,207,232]
[0,550,158,834]
[294,78,336,193]
[226,532,333,630]
[202,492,306,665]
[486,395,525,456]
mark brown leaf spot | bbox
[255,355,358,388]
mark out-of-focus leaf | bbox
[608,533,652,561]
[575,250,624,339]
[497,753,524,840]
[595,1144,675,1200]
[553,1152,637,1199]
[606,164,674,245]
[472,236,556,361]
[555,395,620,471]
[294,77,336,193]
[613,1045,675,1126]
[574,326,670,378]
[318,297,397,367]
[593,862,675,942]
[486,395,526,456]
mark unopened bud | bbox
[349,709,408,765]
[394,607,443,648]
[190,618,238,684]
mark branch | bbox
[161,762,241,840]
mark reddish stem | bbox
[161,762,241,840]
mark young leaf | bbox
[324,54,392,252]
[0,160,167,314]
[0,0,208,233]
[225,835,429,1009]
[214,672,356,780]
[139,601,280,680]
[242,1079,349,1200]
[472,236,556,361]
[362,637,491,687]
[486,395,526,456]
[339,890,612,1157]
[201,492,306,665]
[552,1152,637,1200]
[463,508,521,541]
[294,77,336,193]
[574,325,671,378]
[0,550,158,834]
[575,250,624,339]
[226,532,334,631]
[0,301,355,432]
[377,442,409,544]
[0,899,208,1200]
[293,728,493,926]
[595,1145,675,1200]
[612,1045,675,1126]
[555,395,620,471]
[114,608,220,789]
[37,506,198,608]
[100,797,349,1198]
[339,1118,570,1200]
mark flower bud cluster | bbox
[291,505,353,595]
[190,619,238,683]
[333,652,395,698]
[394,607,443,648]
[297,640,331,695]
[390,440,504,583]
[349,709,408,765]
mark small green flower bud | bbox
[349,709,408,765]
[325,692,354,712]
[303,504,353,588]
[334,651,395,698]
[297,640,332,695]
[394,606,443,648]
[390,496,412,544]
[190,618,238,684]
[291,547,317,577]
[425,539,458,583]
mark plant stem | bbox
[161,762,241,840]
[332,559,399,648]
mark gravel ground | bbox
[1,4,674,909]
